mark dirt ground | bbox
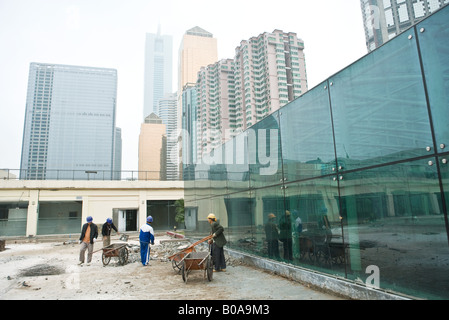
[0,234,343,301]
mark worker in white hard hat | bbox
[207,213,227,272]
[139,216,154,266]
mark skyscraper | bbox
[361,0,448,51]
[143,29,173,119]
[20,62,120,180]
[192,29,307,161]
[234,29,307,129]
[196,59,236,158]
[157,92,178,180]
[178,26,218,176]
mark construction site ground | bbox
[0,233,345,301]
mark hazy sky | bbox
[0,0,367,171]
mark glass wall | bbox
[183,5,449,300]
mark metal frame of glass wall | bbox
[183,6,449,300]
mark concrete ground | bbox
[0,234,345,301]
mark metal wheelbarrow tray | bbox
[180,251,213,283]
[101,243,129,266]
[168,234,213,272]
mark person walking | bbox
[78,216,98,266]
[102,217,119,247]
[265,213,280,259]
[207,213,227,272]
[139,216,154,266]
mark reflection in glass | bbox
[329,31,433,172]
[339,158,449,299]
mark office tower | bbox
[234,29,307,130]
[361,0,448,51]
[178,26,218,95]
[138,113,167,181]
[196,59,236,158]
[181,83,198,169]
[157,92,178,180]
[20,62,120,180]
[143,29,173,119]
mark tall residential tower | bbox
[361,0,449,51]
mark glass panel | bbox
[225,190,257,253]
[248,112,283,189]
[417,6,449,153]
[329,31,433,172]
[0,203,28,236]
[339,158,449,299]
[224,133,250,194]
[284,177,346,277]
[280,80,336,181]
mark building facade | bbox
[196,59,236,159]
[361,0,449,51]
[20,63,120,180]
[177,27,218,177]
[138,113,166,181]
[186,30,307,164]
[183,6,449,300]
[143,30,173,119]
[234,30,307,129]
[157,93,178,180]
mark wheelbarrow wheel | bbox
[206,256,213,281]
[171,253,183,273]
[181,262,187,283]
[102,252,111,266]
[118,247,129,265]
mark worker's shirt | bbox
[83,224,91,243]
[139,223,154,244]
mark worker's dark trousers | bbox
[211,243,226,271]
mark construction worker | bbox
[207,213,227,272]
[265,213,280,259]
[102,217,119,247]
[139,216,154,266]
[78,216,98,266]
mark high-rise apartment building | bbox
[196,59,236,158]
[143,29,173,119]
[361,0,448,51]
[234,29,307,129]
[157,92,178,180]
[20,62,120,180]
[191,29,307,161]
[138,113,166,181]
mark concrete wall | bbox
[0,180,184,237]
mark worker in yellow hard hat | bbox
[207,213,227,272]
[265,213,280,259]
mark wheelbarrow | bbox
[99,243,129,266]
[180,251,213,283]
[168,234,213,272]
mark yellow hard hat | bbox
[207,213,216,220]
[268,213,276,219]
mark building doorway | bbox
[114,209,138,232]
